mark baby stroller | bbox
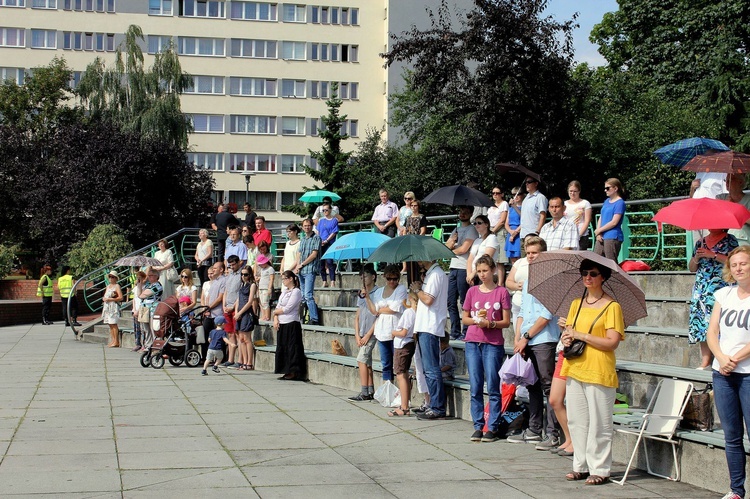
[139,295,208,369]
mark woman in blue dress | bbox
[688,228,738,369]
[504,189,525,263]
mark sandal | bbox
[585,475,609,486]
[388,407,410,417]
[565,471,590,481]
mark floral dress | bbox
[688,234,738,344]
[101,285,120,325]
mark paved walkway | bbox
[0,323,716,498]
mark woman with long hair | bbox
[365,265,407,385]
[175,267,198,314]
[273,271,306,380]
[102,270,123,348]
[593,178,626,262]
[466,214,499,286]
[235,265,258,370]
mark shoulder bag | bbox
[563,301,613,359]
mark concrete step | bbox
[629,271,694,298]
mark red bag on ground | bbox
[620,260,651,272]
[482,383,517,432]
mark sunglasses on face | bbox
[492,191,501,195]
[604,186,613,191]
[580,270,601,278]
[180,275,189,278]
[241,273,250,276]
[385,277,399,282]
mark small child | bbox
[256,254,275,321]
[388,290,418,417]
[202,316,236,375]
[440,334,457,380]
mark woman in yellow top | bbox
[560,259,625,486]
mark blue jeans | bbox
[465,342,505,431]
[713,370,750,498]
[298,273,319,323]
[448,268,469,338]
[132,316,142,347]
[378,339,394,382]
[417,332,446,415]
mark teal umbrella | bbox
[321,232,390,261]
[367,235,454,263]
[299,190,341,203]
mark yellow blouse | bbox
[560,298,626,388]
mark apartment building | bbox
[1,0,469,222]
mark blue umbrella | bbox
[653,137,729,167]
[299,190,341,203]
[321,231,390,261]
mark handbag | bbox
[680,384,714,431]
[563,301,613,359]
[137,305,151,323]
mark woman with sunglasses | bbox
[466,214,500,287]
[593,178,626,262]
[273,271,305,381]
[505,189,525,265]
[365,265,407,385]
[175,267,198,315]
[317,206,339,287]
[559,259,625,485]
[235,266,258,370]
[396,191,415,236]
[402,199,427,283]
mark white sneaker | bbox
[506,429,542,444]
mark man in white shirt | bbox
[539,197,579,251]
[410,260,449,420]
[371,189,399,237]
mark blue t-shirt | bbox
[600,198,626,241]
[317,217,339,244]
[208,328,227,350]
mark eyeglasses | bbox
[322,209,330,213]
[604,186,614,191]
[473,221,485,225]
[385,277,400,282]
[241,273,250,276]
[580,270,601,278]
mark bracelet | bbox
[489,320,496,329]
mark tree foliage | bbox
[64,224,133,277]
[0,245,18,279]
[383,0,578,191]
[76,25,193,149]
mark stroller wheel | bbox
[169,355,184,366]
[150,354,165,369]
[185,348,202,368]
[139,351,151,368]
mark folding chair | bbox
[613,378,694,485]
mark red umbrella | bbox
[652,198,750,231]
[682,150,750,174]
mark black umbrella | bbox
[496,162,541,182]
[422,185,492,207]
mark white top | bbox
[564,199,592,236]
[487,201,509,231]
[510,258,529,308]
[282,239,300,272]
[394,308,416,349]
[449,224,479,269]
[713,286,750,373]
[372,284,407,341]
[175,284,197,300]
[259,266,275,290]
[414,263,448,336]
[694,172,727,199]
[469,234,499,270]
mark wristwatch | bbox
[522,332,531,340]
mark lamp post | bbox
[242,171,255,205]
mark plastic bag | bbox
[374,380,399,407]
[498,353,538,386]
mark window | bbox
[107,0,113,11]
[311,80,351,99]
[188,152,224,171]
[149,0,171,15]
[280,155,305,173]
[282,4,304,22]
[320,43,328,61]
[178,37,225,56]
[229,153,276,173]
[350,7,358,25]
[65,31,114,51]
[69,71,82,89]
[230,115,276,134]
[84,32,93,50]
[230,1,276,21]
[281,192,304,207]
[0,0,26,6]
[281,79,305,98]
[320,81,329,98]
[339,82,348,99]
[230,39,276,58]
[341,7,348,24]
[310,43,318,60]
[330,43,338,61]
[181,0,224,18]
[281,41,305,60]
[228,191,276,210]
[320,6,327,23]
[31,0,56,8]
[311,6,318,23]
[349,82,358,99]
[0,67,24,84]
[281,117,305,135]
[186,75,224,95]
[189,114,225,133]
[330,6,338,24]
[229,77,276,97]
[309,117,318,136]
[345,119,358,137]
[31,30,56,49]
[0,28,24,47]
[148,35,172,54]
[107,33,114,50]
[347,44,358,62]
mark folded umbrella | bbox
[422,185,493,207]
[653,137,729,167]
[652,198,750,231]
[321,231,390,261]
[366,235,454,263]
[498,353,538,387]
[527,250,647,327]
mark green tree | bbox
[64,224,133,277]
[76,25,193,148]
[0,245,18,279]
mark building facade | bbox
[1,0,468,223]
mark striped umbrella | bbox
[527,250,647,327]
